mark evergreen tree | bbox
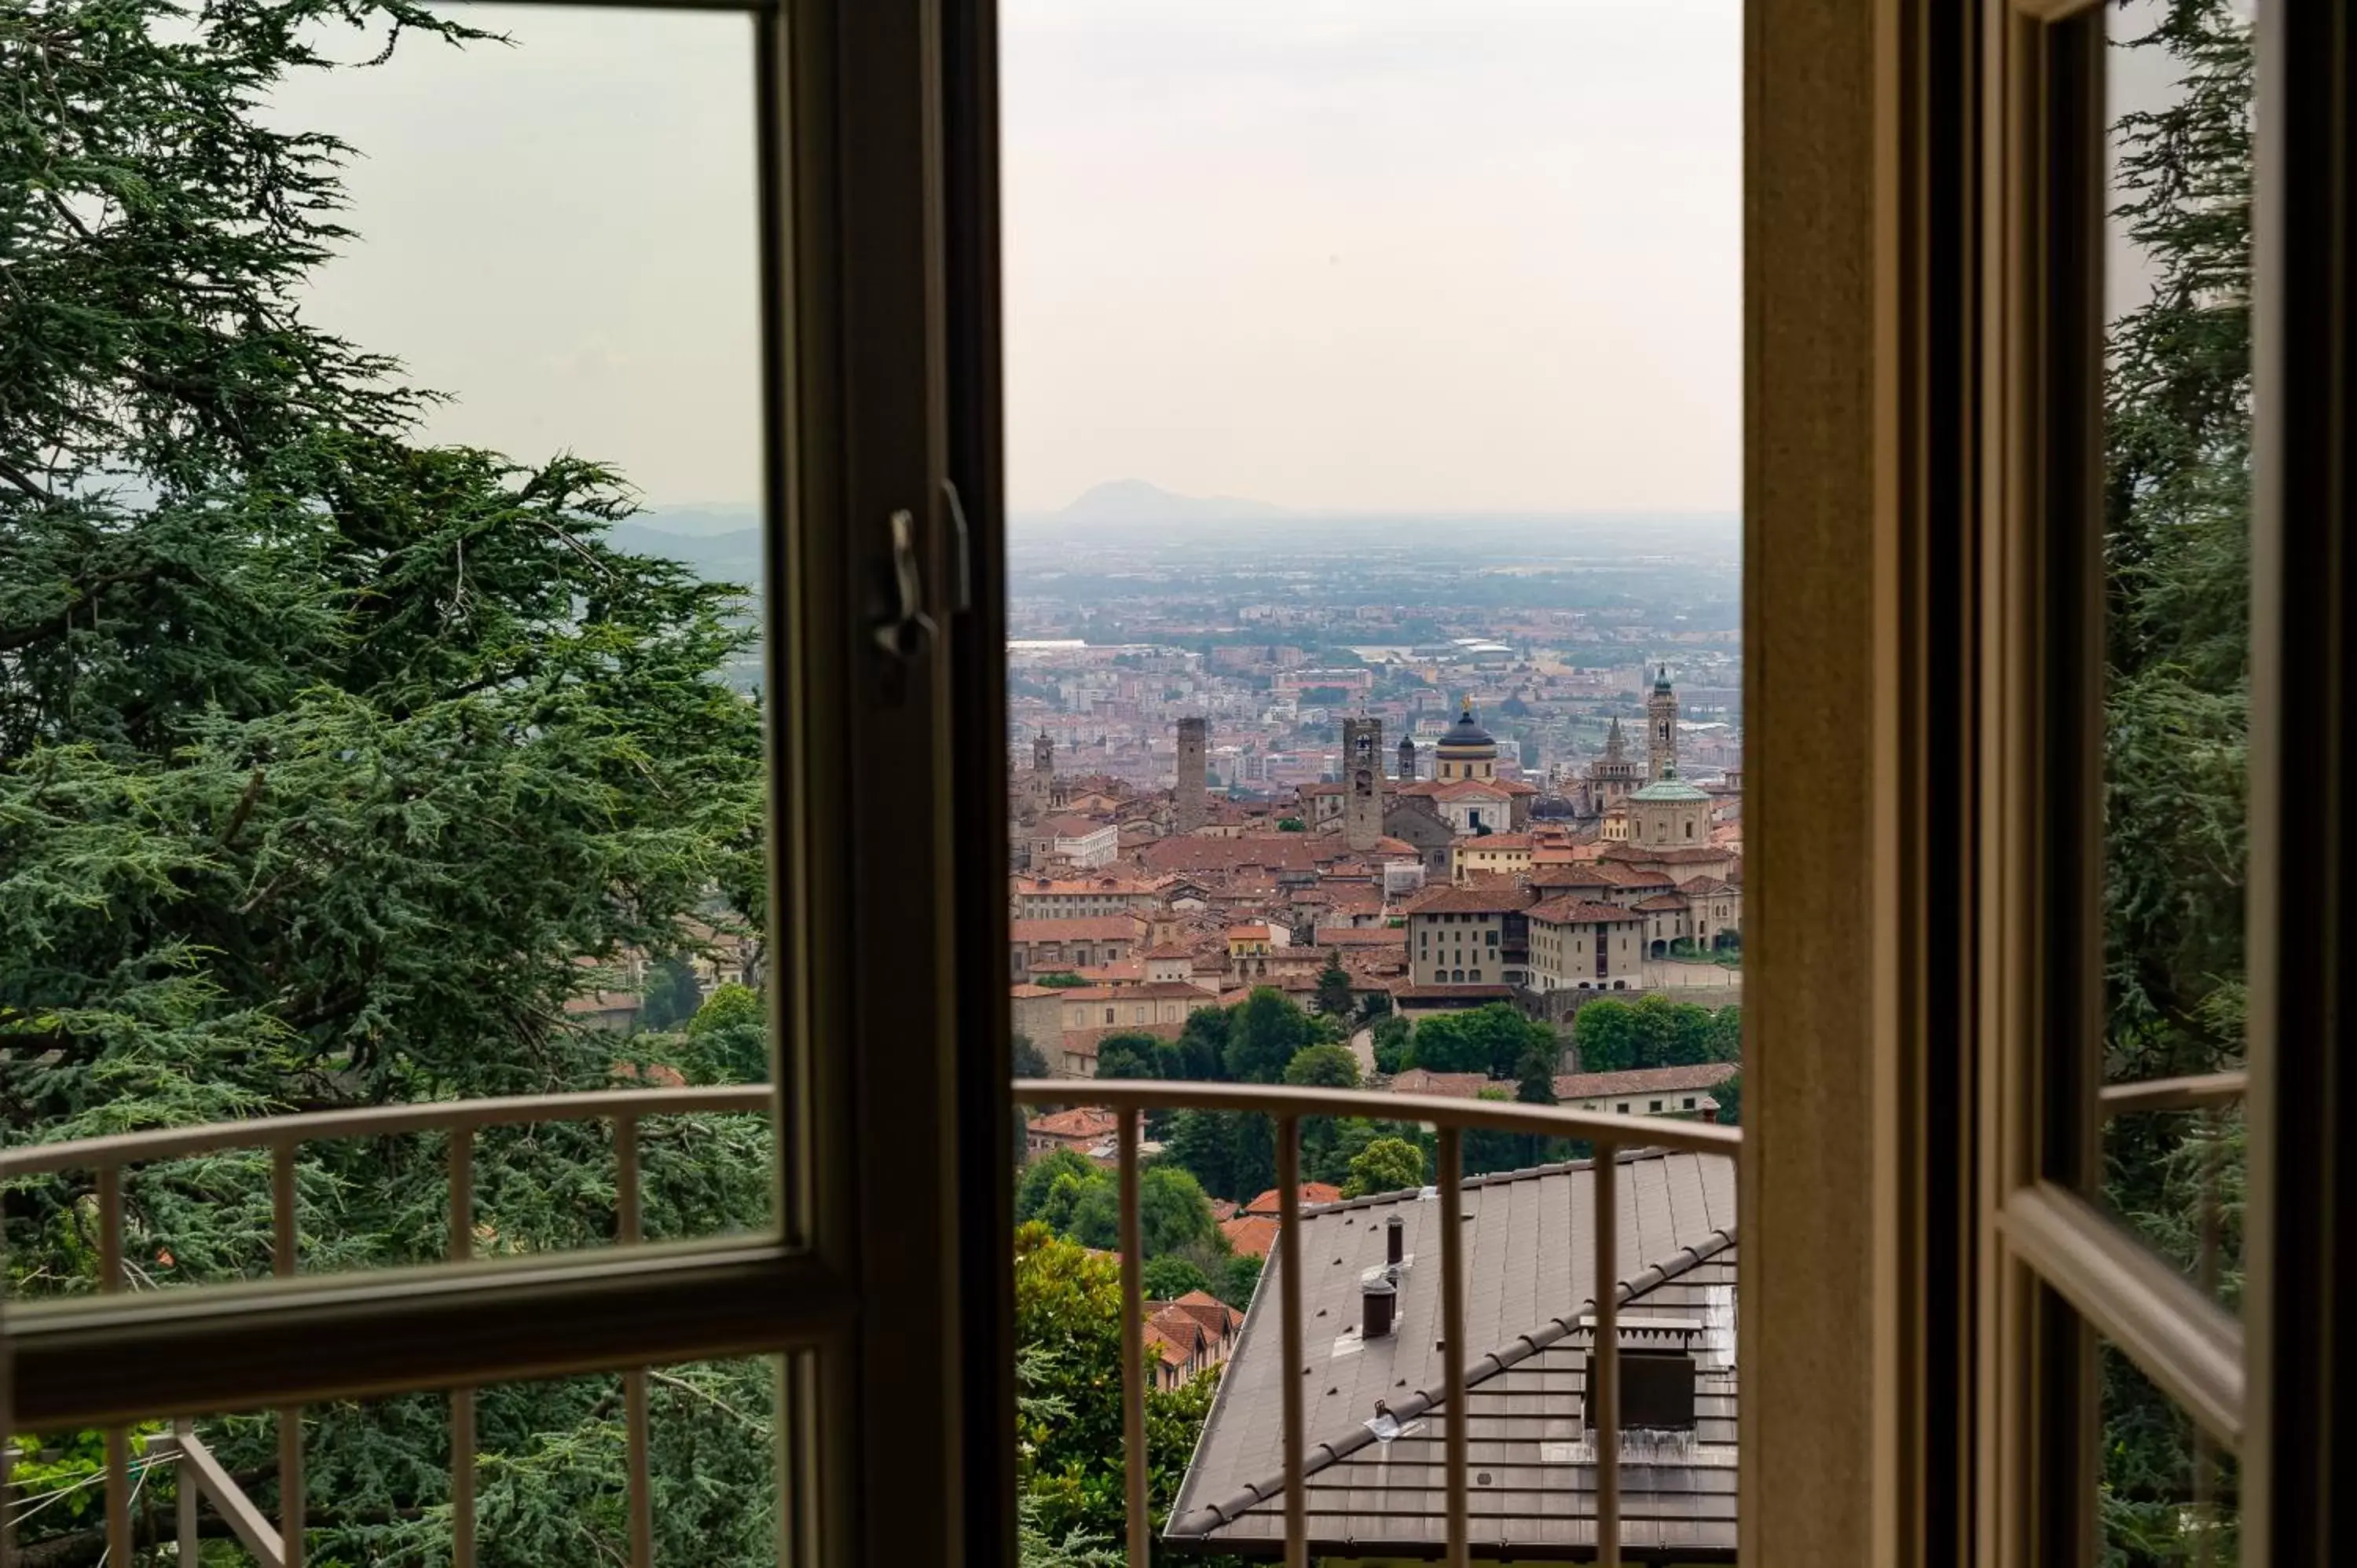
[2096,3,2252,1560]
[1314,950,1355,1017]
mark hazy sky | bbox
[275,2,1740,515]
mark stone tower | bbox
[1032,731,1054,808]
[1175,717,1208,833]
[1397,731,1417,782]
[1342,716,1384,852]
[1647,665,1679,782]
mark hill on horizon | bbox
[1046,478,1288,525]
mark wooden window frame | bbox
[1747,0,2353,1564]
[0,2,1019,1565]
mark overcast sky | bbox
[276,2,1738,515]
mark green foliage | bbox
[680,983,768,1084]
[1093,1031,1168,1080]
[1219,1252,1265,1310]
[1314,951,1355,1017]
[1014,1224,1219,1544]
[1408,1002,1555,1079]
[1571,995,1725,1073]
[1142,1255,1212,1301]
[1033,972,1091,988]
[0,5,779,1559]
[638,958,705,1031]
[1161,1108,1277,1204]
[1281,1043,1360,1090]
[2093,5,2252,1563]
[1013,1032,1051,1079]
[1223,987,1309,1083]
[1714,1071,1743,1128]
[1276,817,1307,832]
[1022,1157,1222,1261]
[1018,1149,1099,1225]
[1369,1013,1413,1075]
[1343,1136,1425,1199]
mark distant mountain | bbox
[1050,479,1288,525]
[610,520,762,586]
[632,506,760,538]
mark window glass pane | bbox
[2,2,776,1296]
[1003,0,1742,1555]
[1,1356,782,1565]
[2102,1340,2240,1566]
[2095,0,2253,1296]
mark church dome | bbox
[1629,776,1710,803]
[1436,702,1496,757]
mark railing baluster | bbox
[2191,1106,2223,1566]
[176,1420,200,1562]
[1437,1126,1468,1568]
[1116,1107,1149,1568]
[616,1115,653,1568]
[97,1164,131,1568]
[450,1126,478,1568]
[2,1440,16,1568]
[1277,1116,1307,1568]
[1593,1140,1620,1568]
[273,1141,305,1568]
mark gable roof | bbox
[1168,1149,1739,1558]
[1552,1061,1740,1103]
[1527,896,1641,925]
[1242,1181,1345,1217]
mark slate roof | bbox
[1166,1149,1739,1559]
[1552,1062,1740,1103]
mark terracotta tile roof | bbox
[1139,835,1335,875]
[1243,1181,1344,1217]
[1388,982,1519,1001]
[1526,896,1637,925]
[1552,1061,1739,1101]
[1402,885,1537,915]
[1679,875,1736,895]
[1456,831,1535,850]
[1630,893,1690,912]
[1027,1106,1120,1141]
[1039,814,1115,839]
[1051,980,1224,1002]
[1010,916,1146,942]
[1596,843,1732,866]
[1313,927,1407,947]
[1219,1214,1280,1258]
[1384,1068,1492,1099]
[1226,923,1273,940]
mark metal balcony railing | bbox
[1012,1079,1742,1568]
[2096,1067,2246,1568]
[0,1084,769,1568]
[0,1070,2246,1568]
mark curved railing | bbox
[0,1084,771,1568]
[1011,1079,1739,1568]
[2,1070,2247,1568]
[2,1079,1736,1568]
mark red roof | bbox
[1028,1107,1119,1141]
[1011,916,1145,942]
[1403,885,1536,915]
[1384,1068,1490,1099]
[1242,1181,1344,1217]
[1552,1061,1739,1101]
[1527,897,1636,925]
[1219,1214,1280,1258]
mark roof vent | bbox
[1361,1276,1398,1339]
[1385,1214,1406,1266]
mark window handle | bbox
[941,478,973,614]
[872,507,938,662]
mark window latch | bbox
[872,507,937,663]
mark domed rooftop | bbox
[1652,663,1675,693]
[1436,699,1496,754]
[1629,775,1711,804]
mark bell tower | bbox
[1342,716,1384,851]
[1647,665,1679,782]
